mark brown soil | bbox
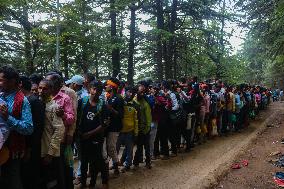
[214,102,284,189]
[75,102,284,189]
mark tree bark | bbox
[110,0,120,77]
[156,0,164,80]
[80,0,88,73]
[23,4,33,74]
[62,38,69,78]
[216,0,226,79]
[127,5,136,86]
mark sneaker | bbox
[281,139,284,144]
[121,166,130,173]
[74,177,81,185]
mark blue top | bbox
[1,92,33,135]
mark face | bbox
[38,81,52,100]
[31,83,39,95]
[0,73,16,92]
[138,85,145,94]
[125,90,133,99]
[89,87,102,98]
[105,85,112,93]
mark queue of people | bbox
[0,66,272,189]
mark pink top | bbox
[204,94,211,113]
[53,91,75,127]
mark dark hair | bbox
[49,74,63,90]
[0,66,20,84]
[84,73,95,82]
[29,73,43,85]
[125,86,137,94]
[20,76,32,91]
[90,80,103,92]
[40,79,54,89]
[47,70,63,77]
[162,80,171,90]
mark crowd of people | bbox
[0,66,272,189]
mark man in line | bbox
[0,66,33,189]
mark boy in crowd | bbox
[133,82,152,169]
[77,80,109,189]
[105,78,124,176]
[117,87,139,172]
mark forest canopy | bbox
[0,0,283,87]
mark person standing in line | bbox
[105,77,124,176]
[19,76,45,189]
[0,66,33,189]
[38,79,66,189]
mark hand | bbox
[65,135,73,145]
[82,132,92,140]
[42,155,53,165]
[56,107,64,117]
[0,104,8,121]
[103,117,111,127]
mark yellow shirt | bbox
[121,101,138,136]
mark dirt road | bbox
[105,103,282,189]
[215,102,284,189]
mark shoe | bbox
[160,155,170,160]
[121,166,130,173]
[101,184,109,189]
[114,169,120,176]
[145,164,152,169]
[170,153,177,157]
[74,177,81,185]
[184,148,191,153]
[281,139,284,144]
[133,165,139,170]
[78,183,87,189]
[89,180,96,188]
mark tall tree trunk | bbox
[216,0,226,79]
[156,0,164,80]
[94,53,99,79]
[127,5,136,86]
[23,4,33,74]
[110,0,120,77]
[80,0,88,73]
[62,38,69,78]
[169,0,177,79]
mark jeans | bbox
[149,122,158,157]
[80,141,109,186]
[116,132,134,167]
[41,157,66,189]
[0,159,23,189]
[106,132,119,165]
[133,132,151,166]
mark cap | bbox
[65,75,85,85]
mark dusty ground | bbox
[214,102,284,189]
[75,102,284,189]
